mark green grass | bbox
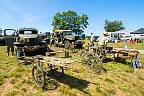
[108,42,144,50]
[10,66,26,78]
[0,75,4,86]
[0,43,144,96]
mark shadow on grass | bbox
[113,57,131,65]
[105,57,130,65]
[48,73,91,95]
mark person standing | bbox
[90,33,95,43]
[90,33,96,47]
[7,45,14,56]
[97,32,109,61]
[7,46,10,56]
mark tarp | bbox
[130,28,144,34]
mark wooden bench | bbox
[112,48,139,63]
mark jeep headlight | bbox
[26,39,30,42]
[42,41,46,43]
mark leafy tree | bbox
[52,10,89,34]
[104,19,125,32]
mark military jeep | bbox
[3,29,16,46]
[0,35,4,46]
[14,28,48,57]
[53,30,83,48]
[0,29,5,46]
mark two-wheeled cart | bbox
[32,55,72,88]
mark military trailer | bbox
[53,30,83,48]
[14,28,48,58]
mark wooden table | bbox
[112,48,139,63]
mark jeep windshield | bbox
[64,32,76,36]
[19,30,37,34]
[23,31,34,35]
[4,30,16,36]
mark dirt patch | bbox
[0,78,14,96]
[115,89,125,96]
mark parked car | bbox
[53,30,83,48]
[4,29,16,46]
[0,30,5,46]
[14,28,48,57]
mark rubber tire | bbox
[80,50,89,64]
[64,41,70,49]
[90,56,107,74]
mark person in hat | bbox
[90,32,96,47]
[97,32,109,62]
[90,33,95,43]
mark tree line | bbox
[52,10,125,34]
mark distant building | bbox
[130,28,144,39]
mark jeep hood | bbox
[19,34,38,39]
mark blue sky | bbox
[0,0,144,35]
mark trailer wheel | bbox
[32,64,45,88]
[50,65,64,78]
[80,50,89,63]
[90,56,107,74]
